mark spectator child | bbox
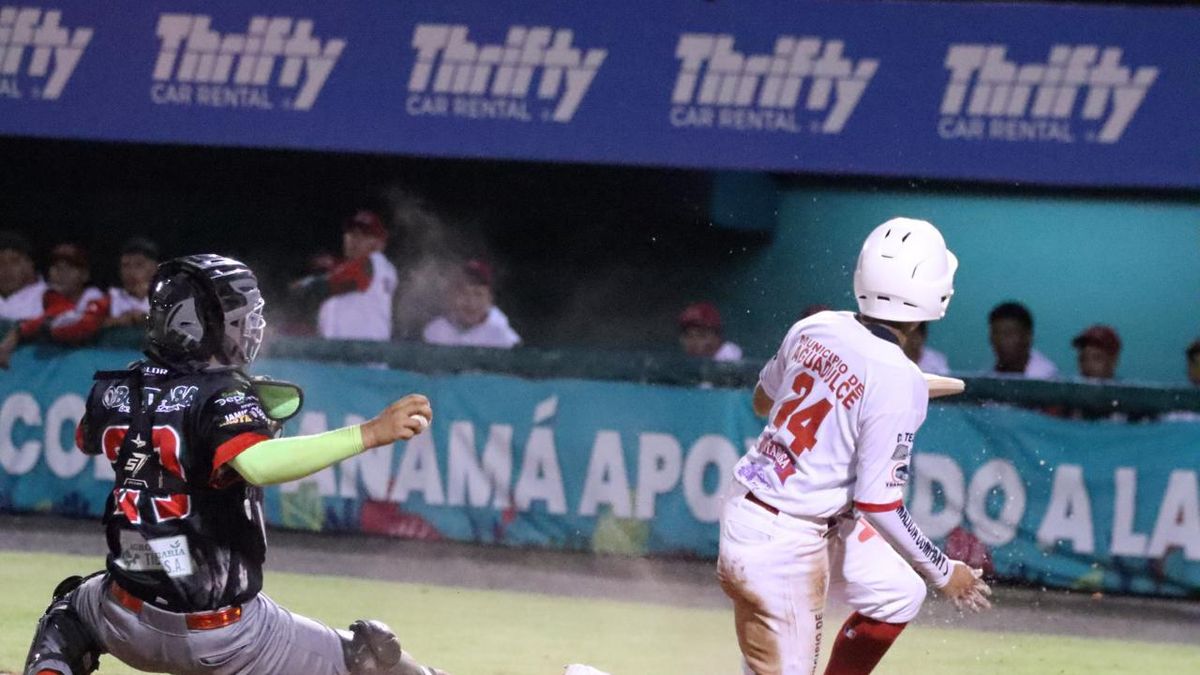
[904,321,950,375]
[0,243,105,367]
[0,230,47,321]
[1072,324,1121,381]
[422,259,521,349]
[989,301,1058,379]
[104,237,159,328]
[1161,339,1200,421]
[678,301,742,362]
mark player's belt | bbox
[110,581,243,631]
[744,491,780,515]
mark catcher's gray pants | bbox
[70,574,350,675]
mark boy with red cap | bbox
[678,301,742,362]
[0,242,106,367]
[292,209,398,341]
[1072,324,1121,381]
[422,259,521,349]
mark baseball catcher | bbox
[24,254,448,675]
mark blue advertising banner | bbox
[0,1,1195,188]
[1,348,1198,596]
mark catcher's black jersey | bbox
[77,360,274,612]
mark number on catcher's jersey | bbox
[772,372,833,456]
[102,425,192,523]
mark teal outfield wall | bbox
[710,187,1200,384]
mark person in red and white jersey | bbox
[718,218,990,675]
[103,237,159,328]
[422,259,521,349]
[0,230,47,321]
[0,243,106,367]
[292,210,398,341]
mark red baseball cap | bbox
[462,259,493,287]
[1072,324,1121,355]
[679,302,722,331]
[342,210,388,239]
[49,242,89,270]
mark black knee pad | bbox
[24,577,103,675]
[344,620,404,673]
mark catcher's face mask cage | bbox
[224,291,266,366]
[147,254,266,369]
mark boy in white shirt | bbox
[104,237,159,328]
[989,301,1058,379]
[679,301,743,362]
[0,231,46,321]
[423,259,520,349]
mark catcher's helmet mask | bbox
[146,254,266,371]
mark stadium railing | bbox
[58,325,1197,420]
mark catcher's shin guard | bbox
[24,576,102,675]
[343,620,449,675]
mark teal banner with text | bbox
[1,348,1196,596]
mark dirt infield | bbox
[2,513,1197,645]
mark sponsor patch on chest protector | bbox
[117,532,194,578]
[148,535,194,578]
[116,529,160,572]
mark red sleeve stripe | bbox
[211,432,271,483]
[327,256,373,294]
[18,316,46,340]
[855,500,903,513]
[50,296,109,344]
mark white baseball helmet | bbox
[853,217,958,322]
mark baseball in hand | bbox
[410,413,430,431]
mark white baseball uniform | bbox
[317,251,398,341]
[718,311,952,675]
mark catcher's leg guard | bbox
[24,575,103,675]
[342,620,449,675]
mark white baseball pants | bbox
[717,488,927,675]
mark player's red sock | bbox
[823,611,907,675]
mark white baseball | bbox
[409,414,429,430]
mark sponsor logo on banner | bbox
[0,6,92,101]
[405,24,607,123]
[669,33,878,134]
[151,14,345,111]
[938,44,1158,144]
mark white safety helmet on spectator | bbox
[853,217,958,322]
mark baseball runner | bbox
[24,254,449,675]
[718,218,991,675]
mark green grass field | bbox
[3,551,1197,675]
